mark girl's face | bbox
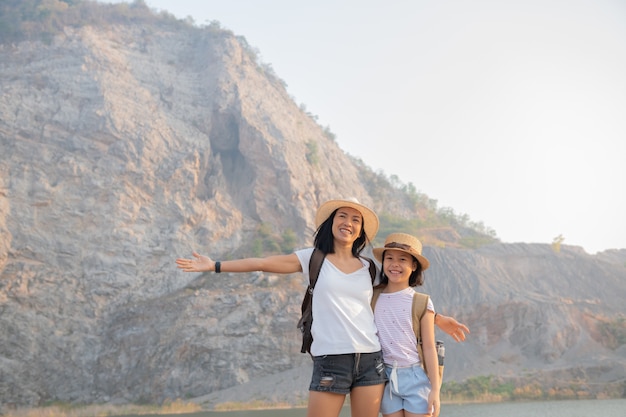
[383,249,417,286]
[331,206,363,244]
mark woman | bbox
[176,198,468,417]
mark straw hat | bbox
[373,232,430,270]
[315,198,379,241]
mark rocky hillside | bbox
[0,2,625,409]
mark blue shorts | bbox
[309,351,386,394]
[380,363,432,415]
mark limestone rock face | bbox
[423,244,626,381]
[0,22,624,407]
[0,23,377,406]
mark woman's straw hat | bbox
[315,198,379,240]
[373,232,430,270]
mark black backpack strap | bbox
[308,248,326,290]
[360,256,377,284]
[371,286,384,310]
[298,248,326,354]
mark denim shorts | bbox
[380,363,432,415]
[309,351,387,394]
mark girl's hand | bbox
[175,252,214,272]
[427,390,440,417]
[436,314,470,342]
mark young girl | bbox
[372,233,440,417]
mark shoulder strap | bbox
[361,256,377,284]
[298,248,326,354]
[411,292,429,341]
[308,248,326,289]
[412,291,432,374]
[370,286,384,310]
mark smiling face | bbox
[382,249,418,289]
[331,206,363,245]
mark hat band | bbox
[385,242,413,251]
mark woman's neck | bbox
[332,242,355,258]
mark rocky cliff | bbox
[0,14,624,408]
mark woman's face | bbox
[331,206,363,245]
[382,249,417,285]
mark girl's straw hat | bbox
[373,232,430,270]
[315,198,379,240]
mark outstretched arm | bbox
[176,252,214,272]
[175,252,302,274]
[435,314,470,342]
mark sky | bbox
[110,0,625,254]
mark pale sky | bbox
[109,0,626,254]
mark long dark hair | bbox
[313,208,369,257]
[378,250,425,287]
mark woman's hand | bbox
[436,314,470,342]
[175,252,214,273]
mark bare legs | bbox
[306,391,346,417]
[350,384,385,417]
[306,384,384,417]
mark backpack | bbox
[297,248,377,355]
[371,287,443,384]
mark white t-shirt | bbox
[374,287,435,367]
[295,248,381,356]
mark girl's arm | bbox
[421,309,441,417]
[176,252,303,274]
[435,313,470,342]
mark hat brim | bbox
[372,247,430,270]
[315,199,379,241]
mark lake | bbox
[128,398,625,417]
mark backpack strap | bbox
[308,248,326,289]
[371,286,383,310]
[298,248,326,354]
[411,291,429,342]
[361,256,377,284]
[412,291,431,376]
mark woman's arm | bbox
[435,313,470,342]
[421,309,441,417]
[175,252,303,274]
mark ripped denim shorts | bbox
[309,351,387,394]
